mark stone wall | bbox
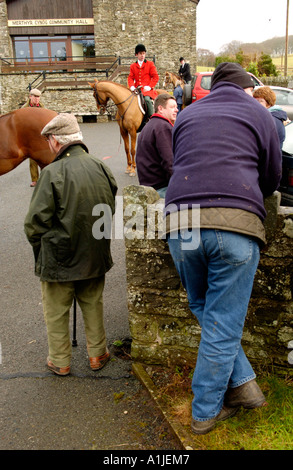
[0,71,102,117]
[123,185,293,375]
[0,0,13,58]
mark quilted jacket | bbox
[24,142,117,282]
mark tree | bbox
[214,55,235,67]
[257,53,278,76]
[197,48,215,67]
[220,40,243,56]
[235,50,252,69]
[246,62,259,77]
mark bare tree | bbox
[220,40,243,56]
[197,48,216,67]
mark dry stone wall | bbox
[123,185,293,376]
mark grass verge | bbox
[145,365,293,450]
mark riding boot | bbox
[144,96,154,118]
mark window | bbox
[13,35,94,63]
[32,42,48,62]
[50,42,67,61]
[275,90,293,106]
[201,76,212,91]
[14,37,30,62]
[71,36,95,60]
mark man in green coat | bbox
[24,113,118,376]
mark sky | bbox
[196,0,292,54]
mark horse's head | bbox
[163,72,171,88]
[163,72,184,89]
[89,80,109,115]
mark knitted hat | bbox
[30,88,41,97]
[211,62,254,90]
[41,113,80,136]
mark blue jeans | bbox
[156,186,168,198]
[167,229,260,421]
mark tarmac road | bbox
[0,121,181,452]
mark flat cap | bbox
[41,113,80,136]
[30,88,41,97]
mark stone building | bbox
[0,0,200,115]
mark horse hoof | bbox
[125,168,131,174]
[129,170,136,177]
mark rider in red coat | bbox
[128,44,159,116]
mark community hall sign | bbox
[8,18,94,27]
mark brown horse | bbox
[0,107,58,176]
[89,79,166,176]
[163,71,184,90]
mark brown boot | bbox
[89,350,110,371]
[47,358,70,376]
[224,379,268,409]
[191,405,239,435]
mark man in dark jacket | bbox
[178,57,192,84]
[165,63,282,434]
[136,93,178,198]
[24,113,117,376]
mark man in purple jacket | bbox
[136,93,178,198]
[165,62,282,435]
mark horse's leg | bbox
[119,126,132,174]
[129,129,137,176]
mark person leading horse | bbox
[128,44,159,118]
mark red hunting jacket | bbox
[128,60,159,99]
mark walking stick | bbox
[72,297,78,347]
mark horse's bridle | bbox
[93,83,138,122]
[93,86,108,114]
[163,72,170,87]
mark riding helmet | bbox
[135,44,146,54]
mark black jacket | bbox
[179,63,192,82]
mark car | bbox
[279,121,293,207]
[188,71,264,104]
[190,71,212,102]
[269,86,293,121]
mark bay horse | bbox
[89,79,166,176]
[0,107,58,176]
[163,71,184,90]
